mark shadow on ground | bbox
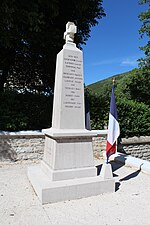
[0,133,17,162]
[119,164,143,182]
[115,182,120,191]
[96,159,143,192]
[96,160,125,176]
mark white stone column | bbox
[52,42,85,129]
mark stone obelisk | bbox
[28,22,115,204]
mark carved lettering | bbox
[63,52,83,109]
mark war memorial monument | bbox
[28,22,115,204]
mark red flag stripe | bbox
[106,141,116,159]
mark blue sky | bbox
[82,0,149,85]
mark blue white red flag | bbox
[106,85,120,162]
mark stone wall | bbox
[92,136,107,159]
[0,131,44,162]
[0,131,150,162]
[0,131,107,162]
[118,136,150,161]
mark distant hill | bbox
[87,70,133,95]
[86,68,150,137]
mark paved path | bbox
[0,160,150,225]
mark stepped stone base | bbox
[28,165,115,204]
[28,128,115,204]
[41,160,97,181]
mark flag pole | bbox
[106,156,108,164]
[106,77,120,164]
[106,78,115,165]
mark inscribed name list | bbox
[63,50,83,110]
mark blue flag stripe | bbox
[110,85,118,120]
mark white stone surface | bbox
[64,22,77,43]
[42,128,107,137]
[41,160,97,181]
[113,152,150,174]
[100,163,113,179]
[42,133,95,170]
[28,165,115,204]
[28,128,115,204]
[52,43,84,129]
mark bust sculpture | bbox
[64,22,77,43]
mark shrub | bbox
[117,98,150,137]
[0,91,53,131]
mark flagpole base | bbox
[100,163,113,179]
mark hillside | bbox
[87,70,133,95]
[87,68,150,137]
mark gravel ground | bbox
[0,159,150,225]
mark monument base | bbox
[28,128,115,204]
[41,160,97,181]
[28,165,115,204]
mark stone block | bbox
[28,165,115,204]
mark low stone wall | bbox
[0,131,45,162]
[0,131,150,162]
[118,136,150,161]
[0,131,107,162]
[93,136,150,162]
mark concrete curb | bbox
[112,153,150,175]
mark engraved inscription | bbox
[63,52,83,109]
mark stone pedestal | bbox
[28,129,115,204]
[28,22,115,204]
[41,129,97,181]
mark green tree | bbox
[125,69,150,105]
[0,0,105,93]
[117,98,150,137]
[138,0,150,68]
[86,89,109,130]
[0,91,53,131]
[87,69,150,137]
[115,69,150,105]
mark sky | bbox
[82,0,149,85]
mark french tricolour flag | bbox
[106,85,120,162]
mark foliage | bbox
[85,88,109,130]
[115,68,150,105]
[88,69,150,104]
[138,0,150,68]
[117,98,150,137]
[0,0,105,93]
[0,91,53,131]
[88,71,131,95]
[125,69,150,105]
[87,69,150,137]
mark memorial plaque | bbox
[63,51,83,109]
